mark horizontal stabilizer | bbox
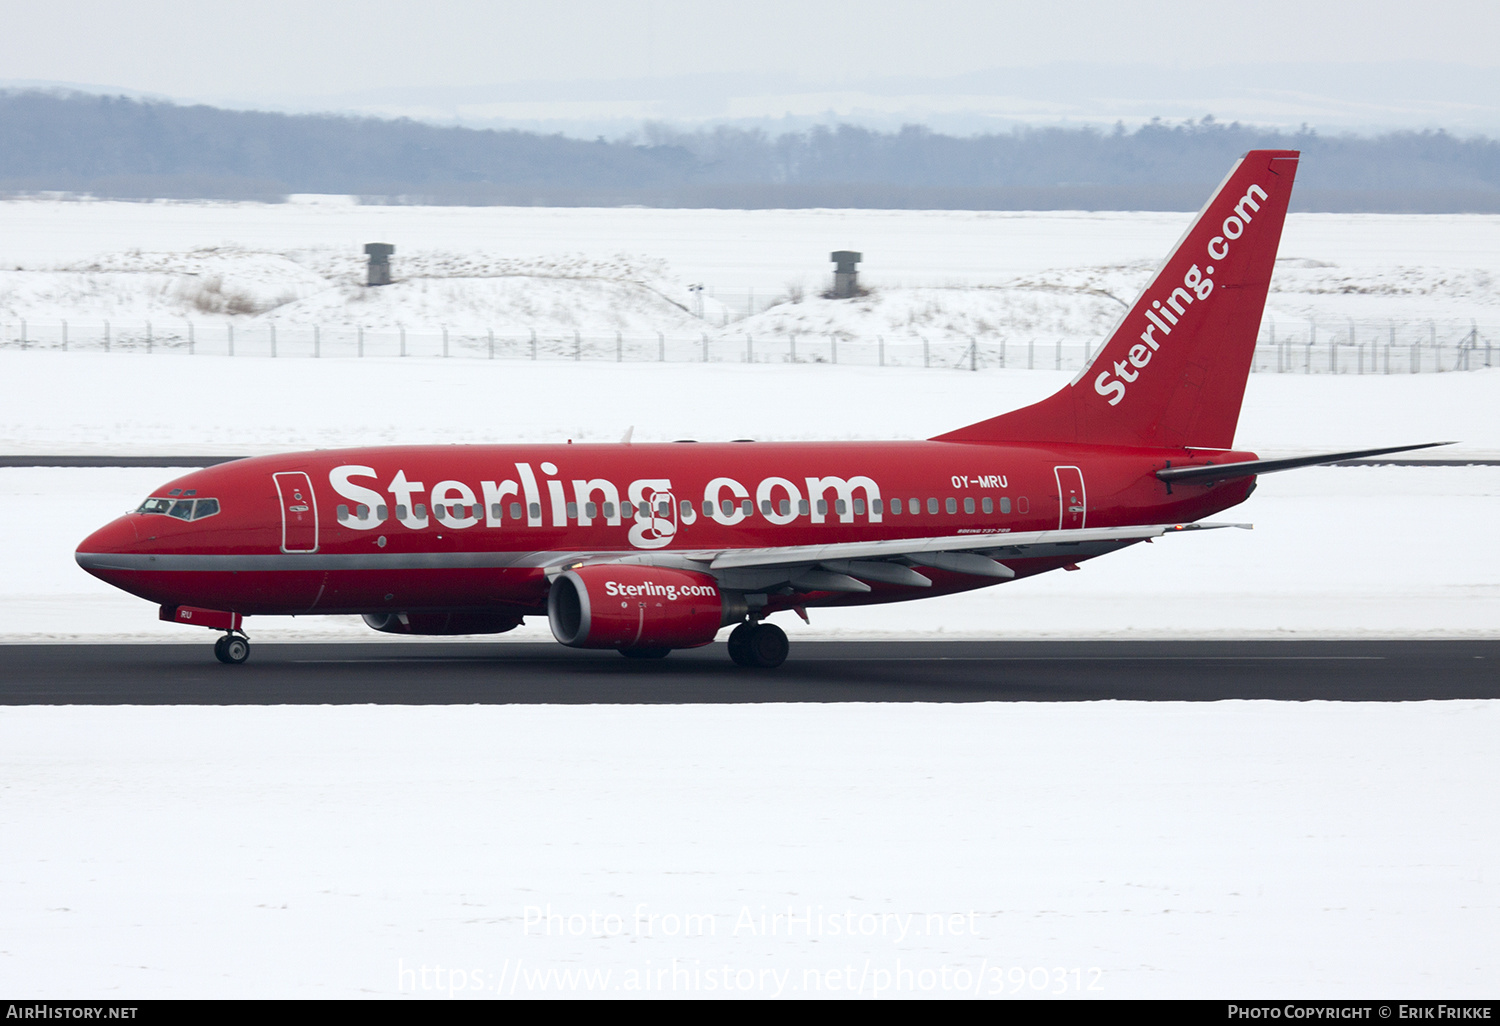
[1156,442,1453,485]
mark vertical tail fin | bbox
[934,149,1299,449]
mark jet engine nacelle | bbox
[362,611,523,635]
[548,565,743,650]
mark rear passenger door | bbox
[1054,466,1086,530]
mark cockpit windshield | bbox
[136,497,220,520]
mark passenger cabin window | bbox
[510,502,522,520]
[981,497,993,514]
[890,499,902,515]
[946,498,958,514]
[909,499,920,515]
[779,499,791,516]
[964,497,975,514]
[798,499,810,515]
[927,498,939,515]
[1000,497,1011,514]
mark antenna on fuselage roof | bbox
[621,425,634,444]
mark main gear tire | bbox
[726,622,755,667]
[746,623,788,668]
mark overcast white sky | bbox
[4,1,1499,133]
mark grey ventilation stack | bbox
[830,251,862,298]
[365,243,395,286]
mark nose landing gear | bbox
[726,620,789,669]
[213,633,251,665]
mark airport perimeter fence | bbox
[0,317,1494,374]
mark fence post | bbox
[357,326,364,358]
[400,325,406,357]
[62,319,67,352]
[146,320,152,355]
[20,318,26,350]
[443,325,449,358]
[269,321,274,358]
[1054,339,1060,370]
[924,336,930,369]
[104,319,109,353]
[187,321,194,356]
[617,331,623,363]
[1306,319,1314,373]
[488,329,494,360]
[745,333,753,363]
[702,333,708,363]
[970,336,977,372]
[530,328,537,361]
[878,335,884,367]
[313,324,320,358]
[1027,337,1033,370]
[227,322,234,357]
[658,332,664,362]
[790,332,797,362]
[831,335,837,364]
[575,330,582,362]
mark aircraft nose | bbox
[76,516,139,561]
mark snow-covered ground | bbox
[5,702,1497,998]
[0,199,1496,342]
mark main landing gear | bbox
[213,633,251,665]
[727,621,789,669]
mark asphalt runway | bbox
[1,639,1496,704]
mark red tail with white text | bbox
[935,149,1300,450]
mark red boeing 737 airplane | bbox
[76,150,1440,667]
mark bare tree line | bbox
[2,92,1498,211]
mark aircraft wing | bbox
[562,521,1249,594]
